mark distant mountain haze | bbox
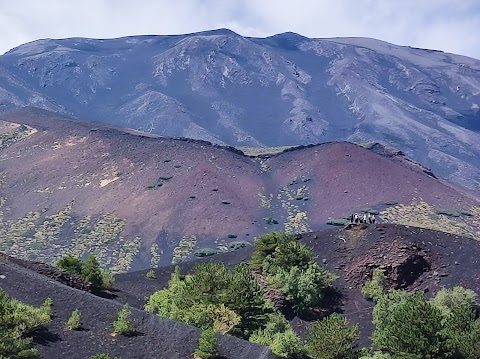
[0,29,479,191]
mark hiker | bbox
[368,214,373,224]
[371,214,376,224]
[354,213,359,223]
[362,214,368,223]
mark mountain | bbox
[0,29,479,192]
[0,107,478,272]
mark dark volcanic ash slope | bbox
[0,253,275,359]
[0,30,479,191]
[0,108,478,272]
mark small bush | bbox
[361,268,387,302]
[102,270,115,290]
[227,234,237,238]
[146,269,156,279]
[57,255,83,276]
[67,309,81,330]
[221,200,231,204]
[158,174,173,180]
[113,304,135,335]
[82,253,103,288]
[194,248,219,257]
[460,210,474,217]
[435,208,460,217]
[194,328,218,359]
[229,241,251,250]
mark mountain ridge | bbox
[0,30,479,192]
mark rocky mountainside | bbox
[0,29,479,191]
[0,108,479,273]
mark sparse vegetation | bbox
[146,269,156,279]
[113,304,135,335]
[57,253,115,289]
[66,309,81,330]
[89,355,121,359]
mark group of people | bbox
[350,212,376,224]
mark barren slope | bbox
[0,108,478,272]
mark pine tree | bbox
[194,328,218,359]
[82,253,103,288]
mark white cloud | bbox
[1,0,479,59]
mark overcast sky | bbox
[1,0,479,59]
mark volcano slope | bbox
[0,253,275,359]
[0,107,479,272]
[114,223,480,347]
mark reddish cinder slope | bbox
[0,107,478,271]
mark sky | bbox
[1,0,479,59]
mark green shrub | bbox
[229,241,251,250]
[435,208,460,217]
[146,269,156,279]
[67,309,81,330]
[227,234,237,238]
[113,304,135,335]
[430,286,477,319]
[194,328,218,359]
[250,232,291,270]
[276,263,336,313]
[145,262,272,339]
[89,354,121,359]
[221,200,231,204]
[460,210,474,217]
[101,270,115,290]
[249,312,304,358]
[441,303,480,358]
[305,313,359,359]
[194,248,219,257]
[372,291,446,358]
[158,174,173,180]
[361,268,387,302]
[0,289,51,358]
[57,254,112,289]
[57,255,83,276]
[82,253,103,288]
